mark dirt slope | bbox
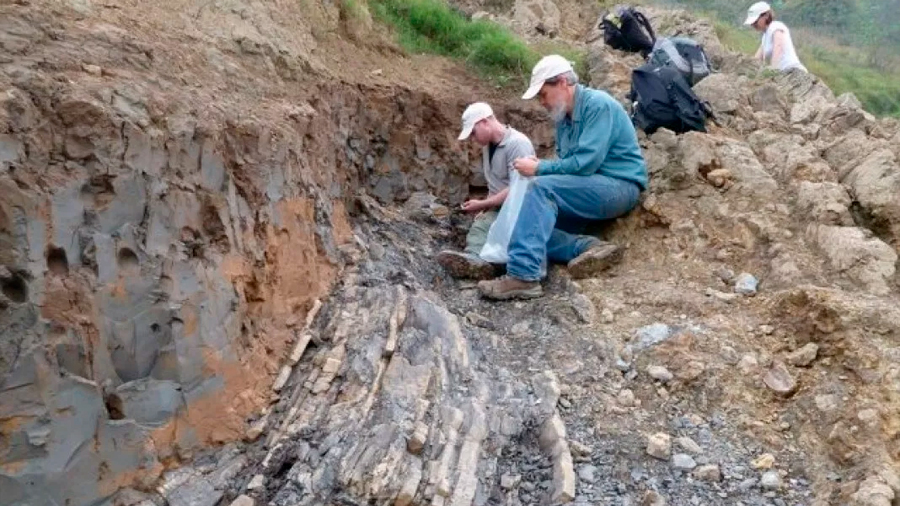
[2,0,900,506]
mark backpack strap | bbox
[633,11,656,44]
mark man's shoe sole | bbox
[437,251,495,280]
[567,244,624,279]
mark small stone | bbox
[272,365,292,392]
[752,453,776,470]
[571,293,595,324]
[578,464,597,483]
[533,371,561,413]
[646,433,671,460]
[706,168,733,187]
[786,343,819,367]
[82,64,102,76]
[512,321,529,335]
[407,422,428,454]
[635,323,672,350]
[738,478,758,491]
[759,324,775,335]
[618,389,636,407]
[857,408,880,429]
[721,346,740,365]
[465,311,492,329]
[677,361,705,381]
[763,362,797,396]
[647,365,674,383]
[705,287,740,302]
[641,490,666,506]
[693,465,722,482]
[760,471,782,490]
[539,415,567,451]
[815,394,839,413]
[552,451,577,503]
[501,474,521,490]
[229,495,255,506]
[676,437,703,455]
[247,474,265,490]
[734,273,758,295]
[245,416,267,442]
[601,308,615,323]
[716,267,735,282]
[26,427,50,447]
[570,440,592,458]
[738,354,759,374]
[851,475,896,506]
[672,453,697,470]
[616,346,634,371]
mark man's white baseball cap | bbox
[522,55,574,100]
[458,102,494,140]
[743,1,771,25]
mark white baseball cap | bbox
[458,102,494,140]
[744,1,771,25]
[522,54,574,100]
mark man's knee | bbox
[527,177,555,200]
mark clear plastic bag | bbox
[479,171,532,263]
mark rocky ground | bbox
[2,0,900,506]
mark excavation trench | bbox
[0,63,551,505]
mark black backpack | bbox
[599,7,656,58]
[629,63,713,135]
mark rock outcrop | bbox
[3,0,900,505]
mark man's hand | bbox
[461,199,488,213]
[513,156,539,177]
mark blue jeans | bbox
[506,174,641,281]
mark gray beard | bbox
[549,103,567,123]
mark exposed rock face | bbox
[807,225,897,295]
[840,149,900,248]
[0,2,548,504]
[5,0,900,505]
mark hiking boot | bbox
[567,241,624,279]
[436,250,495,280]
[478,275,542,300]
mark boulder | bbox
[694,73,749,115]
[512,0,561,37]
[796,181,853,226]
[841,149,900,247]
[822,129,887,178]
[808,225,897,295]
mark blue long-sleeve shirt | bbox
[537,85,648,190]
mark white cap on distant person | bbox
[458,102,494,140]
[522,54,574,100]
[744,1,771,25]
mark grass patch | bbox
[369,0,586,87]
[801,46,900,117]
[712,20,758,54]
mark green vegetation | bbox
[369,0,585,87]
[801,45,900,116]
[658,0,900,117]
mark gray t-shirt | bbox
[482,126,535,196]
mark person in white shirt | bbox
[744,1,807,73]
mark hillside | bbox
[652,0,900,117]
[1,1,900,506]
